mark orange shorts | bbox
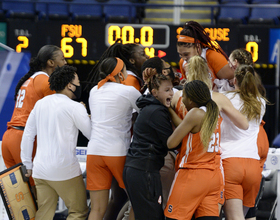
[164,168,220,219]
[216,154,225,205]
[86,155,126,191]
[1,127,36,186]
[222,158,262,207]
[257,123,269,169]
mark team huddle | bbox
[1,21,268,220]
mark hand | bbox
[25,169,32,178]
[142,68,157,83]
[80,101,87,109]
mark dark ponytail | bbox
[14,45,60,100]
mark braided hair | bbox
[14,45,61,100]
[142,67,170,94]
[85,39,142,92]
[141,57,175,92]
[184,80,219,149]
[230,48,253,66]
[178,21,228,59]
[230,48,266,96]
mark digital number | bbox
[246,42,258,62]
[76,38,87,57]
[122,26,134,44]
[108,25,153,46]
[145,48,155,58]
[61,38,73,58]
[16,89,26,108]
[16,36,29,53]
[207,132,219,153]
[61,24,87,58]
[141,26,153,47]
[61,37,88,58]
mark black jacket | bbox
[125,94,173,172]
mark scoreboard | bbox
[5,20,279,65]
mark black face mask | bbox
[70,83,82,100]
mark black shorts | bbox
[245,206,256,218]
[123,166,164,220]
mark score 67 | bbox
[61,37,87,58]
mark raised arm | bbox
[169,107,182,128]
[171,90,181,110]
[212,92,249,130]
[167,108,204,149]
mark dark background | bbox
[6,20,280,146]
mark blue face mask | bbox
[70,83,82,100]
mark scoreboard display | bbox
[2,20,280,150]
[6,20,274,65]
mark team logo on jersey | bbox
[167,205,173,213]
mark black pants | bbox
[123,166,164,220]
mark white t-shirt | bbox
[220,92,266,160]
[21,93,91,181]
[87,82,141,156]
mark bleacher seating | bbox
[251,0,279,3]
[220,0,249,3]
[103,0,137,22]
[0,0,279,25]
[216,0,280,25]
[248,2,280,25]
[70,2,103,21]
[2,1,36,19]
[217,3,250,24]
[46,0,71,21]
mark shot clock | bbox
[105,23,170,58]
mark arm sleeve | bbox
[21,109,37,169]
[206,50,228,76]
[72,103,91,140]
[150,108,173,149]
[34,75,55,98]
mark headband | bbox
[98,58,124,89]
[177,35,225,55]
[177,35,201,44]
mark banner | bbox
[269,28,280,64]
[0,23,7,51]
[0,51,31,139]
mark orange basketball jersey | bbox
[7,72,54,127]
[175,95,188,120]
[124,75,141,91]
[177,116,222,170]
[179,49,228,83]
